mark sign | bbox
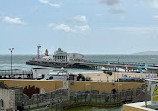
[151,84,158,105]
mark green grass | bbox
[64,106,123,111]
[48,108,56,111]
[29,106,45,110]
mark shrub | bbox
[107,71,112,75]
[103,70,112,76]
[77,74,85,81]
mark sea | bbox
[0,54,158,74]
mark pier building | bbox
[26,47,85,68]
[26,46,158,72]
[53,48,84,62]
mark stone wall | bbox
[0,88,16,111]
[24,88,68,106]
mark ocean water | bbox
[0,54,158,73]
[85,55,158,64]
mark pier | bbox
[26,60,158,73]
[80,61,153,71]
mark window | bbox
[0,99,4,110]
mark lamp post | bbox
[37,44,41,59]
[117,57,120,82]
[66,70,70,101]
[9,48,14,76]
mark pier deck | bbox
[26,60,158,73]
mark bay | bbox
[0,54,158,73]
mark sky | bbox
[1,0,158,55]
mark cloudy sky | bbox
[0,0,158,54]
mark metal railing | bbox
[0,70,32,75]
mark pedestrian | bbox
[112,87,117,100]
[112,87,117,94]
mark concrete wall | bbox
[0,88,15,111]
[123,102,157,111]
[70,81,143,93]
[0,80,63,93]
[32,68,49,79]
[0,80,143,93]
[123,105,148,111]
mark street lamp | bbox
[9,48,14,76]
[65,69,70,101]
[37,44,41,59]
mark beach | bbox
[82,72,151,82]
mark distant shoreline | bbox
[133,51,158,55]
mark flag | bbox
[145,64,148,71]
[154,74,156,78]
[148,73,150,78]
[125,64,128,73]
[155,74,158,78]
[145,74,147,79]
[137,65,143,73]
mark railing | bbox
[69,93,121,105]
[0,70,32,75]
[84,61,156,66]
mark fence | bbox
[0,70,32,75]
[47,93,122,111]
[70,93,120,104]
[0,70,32,79]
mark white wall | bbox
[32,68,49,79]
[67,53,84,62]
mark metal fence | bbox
[0,70,33,79]
[69,93,121,105]
[0,70,32,75]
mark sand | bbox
[82,72,153,82]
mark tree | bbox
[77,74,85,81]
